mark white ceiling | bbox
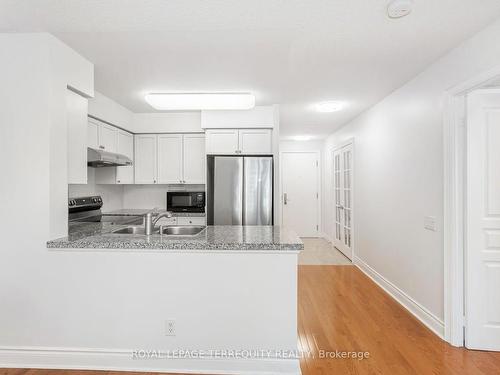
[2,0,500,139]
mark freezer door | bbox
[213,157,243,225]
[243,157,273,225]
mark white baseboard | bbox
[320,232,334,243]
[0,346,301,375]
[353,256,445,339]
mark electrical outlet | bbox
[424,216,437,232]
[165,319,176,336]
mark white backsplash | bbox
[69,168,204,211]
[69,168,124,211]
[123,184,205,210]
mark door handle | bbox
[284,193,288,205]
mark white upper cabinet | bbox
[116,131,134,184]
[88,118,118,153]
[117,130,134,158]
[238,129,272,154]
[134,134,158,184]
[95,129,134,184]
[134,133,206,185]
[97,122,118,153]
[87,119,99,149]
[67,89,88,184]
[205,129,240,154]
[158,134,183,184]
[183,134,206,184]
[206,129,272,155]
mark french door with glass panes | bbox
[333,143,353,259]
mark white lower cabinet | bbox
[155,216,206,227]
[156,217,177,226]
[177,216,206,226]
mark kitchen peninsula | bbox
[46,224,303,374]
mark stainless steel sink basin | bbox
[158,225,206,236]
[111,226,147,235]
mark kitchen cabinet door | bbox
[134,134,157,184]
[87,119,99,149]
[158,134,183,184]
[98,122,118,153]
[205,129,239,154]
[116,130,134,184]
[238,129,272,154]
[67,89,88,184]
[183,134,206,184]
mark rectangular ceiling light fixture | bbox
[145,92,255,110]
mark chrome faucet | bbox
[144,210,173,235]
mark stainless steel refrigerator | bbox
[207,156,273,225]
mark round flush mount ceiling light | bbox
[387,0,413,19]
[314,101,345,113]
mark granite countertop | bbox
[102,209,205,217]
[47,224,303,252]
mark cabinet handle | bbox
[117,180,121,184]
[154,180,157,184]
[99,145,105,150]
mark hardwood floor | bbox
[2,266,500,375]
[298,266,500,374]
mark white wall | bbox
[322,18,500,332]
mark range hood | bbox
[87,148,133,168]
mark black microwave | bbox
[167,192,205,213]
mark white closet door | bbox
[281,152,319,237]
[466,89,500,351]
[333,143,353,259]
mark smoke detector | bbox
[387,0,413,19]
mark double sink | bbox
[111,225,206,236]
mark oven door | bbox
[167,192,205,212]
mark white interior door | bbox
[333,143,353,259]
[466,89,500,351]
[281,152,319,237]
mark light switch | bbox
[424,216,437,231]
